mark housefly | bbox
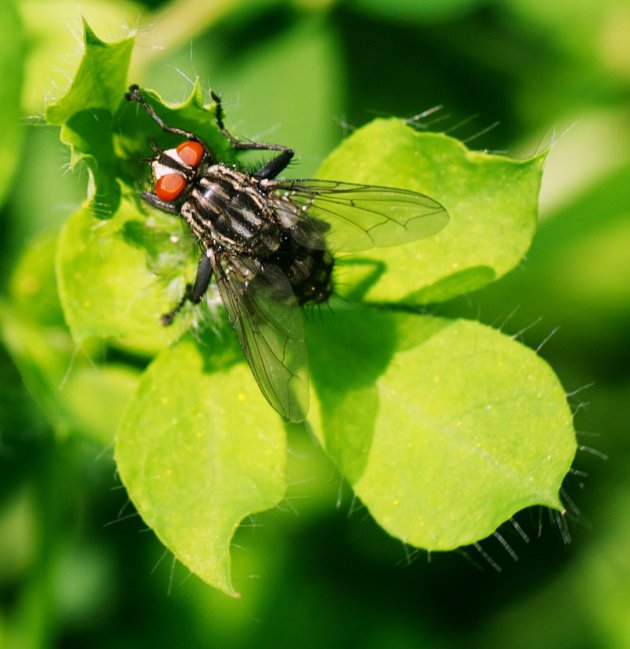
[125,85,448,423]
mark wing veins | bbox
[271,179,448,251]
[210,252,308,422]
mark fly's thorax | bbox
[185,164,283,255]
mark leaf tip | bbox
[81,17,100,46]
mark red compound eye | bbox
[177,140,205,167]
[155,173,186,201]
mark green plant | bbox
[12,21,576,597]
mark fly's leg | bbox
[160,253,213,325]
[127,84,293,178]
[141,191,180,215]
[210,90,294,179]
[254,149,295,180]
[126,84,209,147]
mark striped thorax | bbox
[183,164,281,255]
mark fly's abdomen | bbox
[272,241,334,305]
[292,248,334,305]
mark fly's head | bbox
[148,140,207,204]
[125,84,214,211]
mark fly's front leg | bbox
[210,90,294,179]
[126,85,209,148]
[160,253,213,325]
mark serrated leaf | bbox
[307,308,576,549]
[0,0,24,207]
[46,20,133,122]
[19,0,141,115]
[318,120,544,303]
[44,18,230,219]
[115,332,287,596]
[45,21,134,217]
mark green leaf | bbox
[44,18,231,219]
[18,0,142,115]
[318,119,544,303]
[46,20,133,121]
[45,21,134,217]
[115,332,288,596]
[0,0,25,207]
[55,201,193,353]
[307,308,576,549]
[45,21,576,596]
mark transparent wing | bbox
[269,179,448,252]
[210,251,309,423]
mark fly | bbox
[125,85,448,422]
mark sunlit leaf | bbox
[307,308,575,548]
[45,21,133,217]
[115,332,287,596]
[318,119,544,303]
[56,201,192,354]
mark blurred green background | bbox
[1,0,630,647]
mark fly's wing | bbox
[270,179,448,253]
[210,251,309,423]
